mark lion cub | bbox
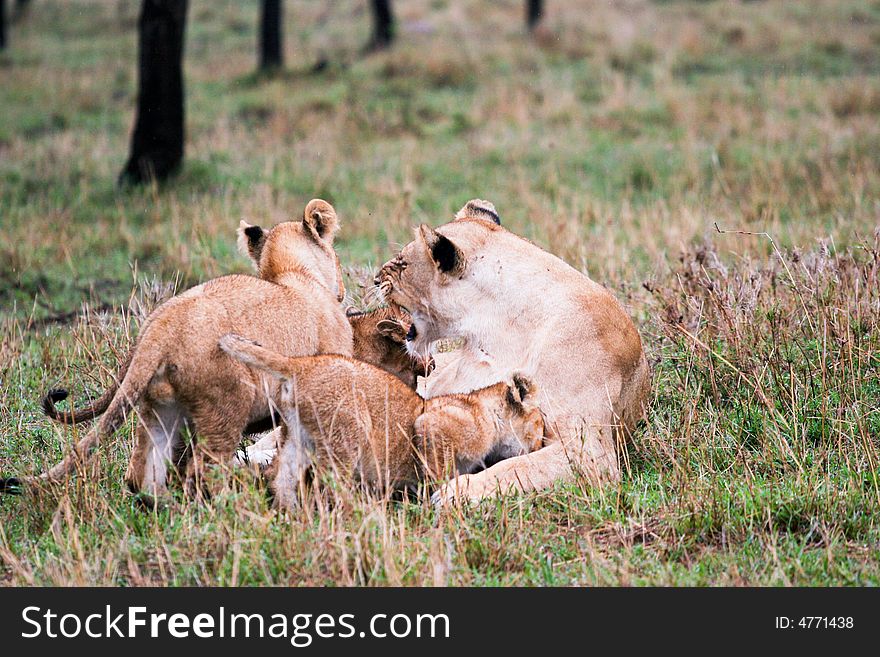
[236,305,435,469]
[1,200,352,502]
[40,305,433,428]
[348,306,435,388]
[219,334,545,510]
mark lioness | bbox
[0,200,352,501]
[376,200,650,505]
[219,334,545,511]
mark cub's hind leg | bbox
[270,424,313,512]
[124,400,187,502]
[184,404,252,500]
[170,360,256,499]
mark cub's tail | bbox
[0,477,22,495]
[2,347,157,495]
[41,351,133,425]
[219,334,292,381]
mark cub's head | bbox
[238,198,345,301]
[491,373,545,461]
[374,199,503,351]
[348,305,435,389]
[418,373,545,479]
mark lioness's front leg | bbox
[431,428,620,506]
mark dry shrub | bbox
[829,79,880,118]
[644,229,880,457]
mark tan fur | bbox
[41,305,431,428]
[235,305,435,470]
[219,335,545,511]
[375,200,650,505]
[348,306,435,388]
[17,200,353,502]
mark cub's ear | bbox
[387,302,412,324]
[376,318,407,342]
[455,199,500,225]
[237,220,266,268]
[506,373,537,412]
[303,198,340,243]
[418,224,461,274]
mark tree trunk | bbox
[259,0,283,71]
[526,0,543,31]
[365,0,394,52]
[119,0,188,185]
[14,0,29,19]
[1,0,7,51]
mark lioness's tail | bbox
[41,351,134,425]
[219,334,291,381]
[1,346,159,494]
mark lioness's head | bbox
[374,199,505,352]
[239,198,345,301]
[348,305,435,389]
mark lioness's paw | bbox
[431,475,474,507]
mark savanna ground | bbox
[1,0,879,585]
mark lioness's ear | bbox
[237,220,266,268]
[303,198,340,243]
[455,199,500,225]
[418,224,461,274]
[506,373,537,412]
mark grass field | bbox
[2,0,880,585]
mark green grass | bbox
[2,0,880,586]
